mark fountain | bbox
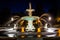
[16,3,42,32]
[4,2,56,39]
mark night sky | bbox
[0,0,60,24]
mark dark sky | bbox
[0,0,59,13]
[0,0,60,24]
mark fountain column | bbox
[26,20,35,32]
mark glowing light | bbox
[37,35,41,38]
[21,36,25,38]
[6,28,16,32]
[46,28,56,33]
[37,28,41,32]
[11,17,14,21]
[56,17,60,22]
[7,28,13,31]
[7,34,15,37]
[57,28,60,37]
[46,34,56,37]
[21,27,25,32]
[48,17,51,21]
[47,28,53,32]
[46,27,57,33]
[45,28,57,37]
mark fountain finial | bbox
[26,2,35,16]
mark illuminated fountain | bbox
[3,2,57,38]
[15,3,52,32]
[16,3,40,32]
[3,2,52,32]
